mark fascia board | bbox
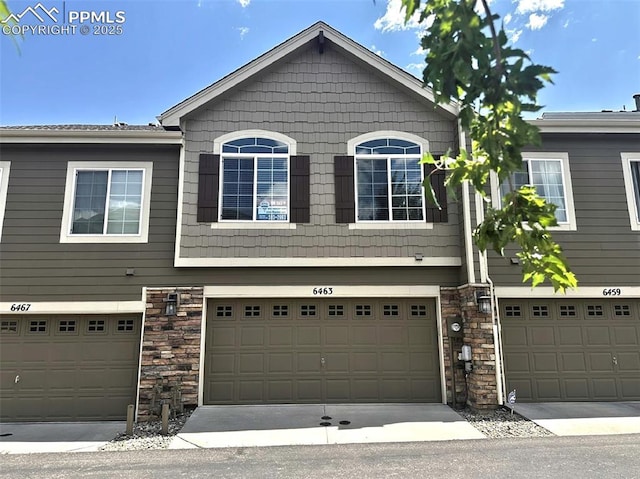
[0,129,183,144]
[529,118,640,134]
[160,22,459,126]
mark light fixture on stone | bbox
[475,290,491,314]
[165,292,180,316]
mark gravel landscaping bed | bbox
[457,406,554,438]
[100,405,552,450]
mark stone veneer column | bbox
[137,287,203,421]
[439,287,466,406]
[459,285,498,410]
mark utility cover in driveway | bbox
[502,299,640,401]
[204,298,441,404]
[0,315,140,421]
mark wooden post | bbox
[161,403,170,435]
[126,404,134,436]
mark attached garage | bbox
[0,314,141,421]
[501,299,640,401]
[204,298,441,404]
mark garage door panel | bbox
[612,327,639,345]
[560,353,587,372]
[503,299,640,402]
[532,353,558,372]
[588,353,615,372]
[564,379,589,399]
[205,298,440,404]
[534,379,561,400]
[530,327,555,346]
[212,327,235,347]
[238,353,264,373]
[241,327,266,347]
[617,352,640,370]
[209,353,235,374]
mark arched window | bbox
[354,138,424,222]
[219,137,289,222]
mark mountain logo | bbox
[1,3,59,24]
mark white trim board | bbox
[494,286,640,299]
[0,130,183,144]
[621,153,640,231]
[0,301,146,314]
[203,285,441,298]
[176,257,462,268]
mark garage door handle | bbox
[612,356,618,365]
[321,357,326,367]
[14,375,20,384]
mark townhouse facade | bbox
[1,22,639,422]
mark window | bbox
[220,137,289,222]
[492,153,576,230]
[354,138,424,222]
[621,153,640,230]
[0,161,10,241]
[60,162,153,243]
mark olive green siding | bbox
[487,133,640,286]
[179,42,461,261]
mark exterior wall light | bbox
[165,292,180,316]
[476,290,492,314]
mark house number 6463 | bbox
[313,287,334,295]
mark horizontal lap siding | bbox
[488,134,640,286]
[179,43,461,261]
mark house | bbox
[1,22,638,422]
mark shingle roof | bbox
[0,124,165,131]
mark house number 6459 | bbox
[313,287,334,295]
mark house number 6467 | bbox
[10,303,31,311]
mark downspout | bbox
[459,120,476,285]
[475,189,506,406]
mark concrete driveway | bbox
[513,402,640,436]
[2,402,639,454]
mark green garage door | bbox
[502,299,640,401]
[0,314,140,421]
[204,298,441,404]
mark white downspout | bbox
[459,120,476,285]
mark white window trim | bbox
[489,152,577,231]
[214,130,297,225]
[60,161,153,244]
[621,153,640,231]
[0,161,10,241]
[349,132,430,225]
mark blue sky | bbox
[1,0,639,126]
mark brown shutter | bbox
[334,156,355,224]
[290,155,310,223]
[197,153,220,223]
[424,160,448,223]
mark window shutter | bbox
[424,161,448,223]
[334,156,355,224]
[290,155,310,223]
[197,153,220,223]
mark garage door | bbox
[204,298,441,404]
[0,314,140,421]
[502,299,640,401]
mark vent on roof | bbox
[633,93,640,112]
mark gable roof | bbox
[159,21,459,127]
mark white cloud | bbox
[527,13,548,30]
[563,19,570,28]
[412,46,426,56]
[238,27,249,39]
[374,0,422,32]
[370,45,385,57]
[508,28,523,43]
[516,0,564,15]
[504,13,513,25]
[237,0,250,8]
[405,62,426,76]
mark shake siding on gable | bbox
[487,133,640,286]
[180,43,460,261]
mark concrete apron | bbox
[168,404,485,449]
[0,421,126,454]
[513,402,640,436]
